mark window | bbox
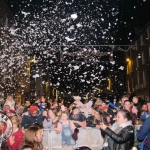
[149,46,150,59]
[147,28,149,39]
[143,70,146,85]
[132,78,134,91]
[141,35,143,45]
[137,73,140,86]
[5,17,8,29]
[127,80,130,93]
[136,56,139,68]
[142,52,145,64]
[135,40,138,50]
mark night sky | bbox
[1,0,150,97]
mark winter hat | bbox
[28,106,39,115]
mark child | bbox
[55,111,78,149]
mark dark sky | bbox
[2,0,150,96]
[4,0,150,44]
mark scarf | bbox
[103,120,133,147]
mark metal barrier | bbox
[42,127,104,150]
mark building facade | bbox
[126,21,150,101]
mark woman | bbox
[19,126,46,150]
[131,104,143,149]
[55,111,77,149]
[100,109,134,150]
[6,116,24,150]
[69,107,86,128]
[131,103,141,125]
[43,108,59,129]
[87,107,103,127]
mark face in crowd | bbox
[124,100,131,112]
[116,110,130,125]
[61,112,69,121]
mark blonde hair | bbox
[7,95,14,101]
[9,116,21,129]
[61,111,69,117]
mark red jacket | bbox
[6,129,24,150]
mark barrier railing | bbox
[42,127,104,150]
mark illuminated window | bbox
[135,41,138,50]
[137,73,140,86]
[147,28,150,39]
[142,52,145,64]
[136,57,139,68]
[143,70,146,85]
[141,35,143,45]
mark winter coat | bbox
[137,116,150,150]
[6,129,24,150]
[21,113,45,129]
[102,122,134,150]
[69,113,86,128]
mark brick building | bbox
[126,21,150,101]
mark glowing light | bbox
[71,14,78,19]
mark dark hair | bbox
[31,123,43,129]
[124,100,131,104]
[118,109,132,121]
[20,145,32,150]
[75,146,91,150]
[132,103,141,117]
[121,94,130,100]
[102,112,110,125]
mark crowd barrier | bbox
[42,127,104,150]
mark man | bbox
[124,100,132,112]
[69,107,86,128]
[137,116,150,150]
[115,94,130,110]
[21,105,46,129]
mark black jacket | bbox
[69,113,86,128]
[103,125,134,150]
[21,113,45,129]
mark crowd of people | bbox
[0,94,150,150]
